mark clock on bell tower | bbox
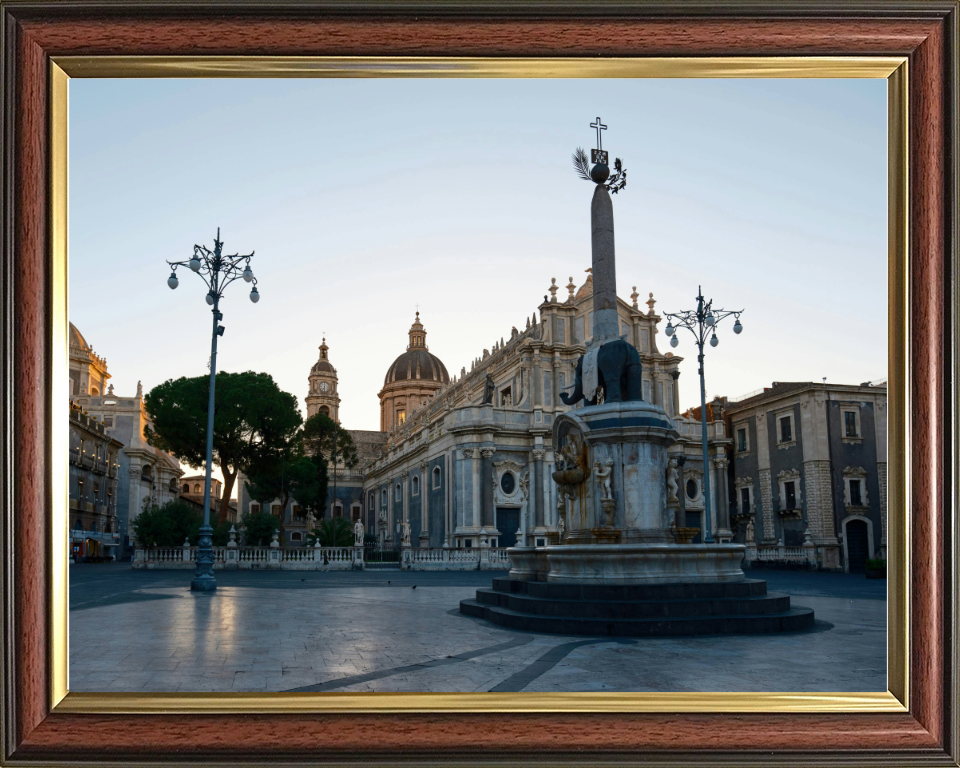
[305,337,340,421]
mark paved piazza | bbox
[69,565,886,694]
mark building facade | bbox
[69,399,124,559]
[305,337,340,421]
[360,272,728,550]
[723,381,888,572]
[71,323,183,559]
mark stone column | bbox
[591,184,619,342]
[480,447,495,530]
[386,479,394,543]
[714,455,732,541]
[418,461,429,547]
[676,455,687,529]
[532,353,543,408]
[671,370,681,416]
[532,447,545,529]
[464,448,480,530]
[552,358,561,408]
[401,471,409,527]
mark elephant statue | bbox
[559,338,643,406]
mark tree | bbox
[306,517,353,547]
[144,371,302,525]
[241,509,279,547]
[245,449,327,545]
[302,412,359,470]
[132,499,201,547]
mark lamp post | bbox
[662,287,743,544]
[167,228,259,591]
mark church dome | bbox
[311,337,335,374]
[69,322,90,351]
[383,313,450,386]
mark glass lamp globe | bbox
[243,265,254,283]
[250,286,260,303]
[167,272,178,289]
[205,292,215,306]
[710,333,719,347]
[670,335,679,348]
[189,256,201,272]
[733,318,743,334]
[705,312,715,327]
[664,322,675,337]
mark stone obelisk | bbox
[591,183,620,343]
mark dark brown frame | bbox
[1,2,957,765]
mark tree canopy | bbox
[144,371,302,525]
[302,412,359,470]
[245,449,327,544]
[132,499,230,547]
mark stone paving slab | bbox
[69,571,886,694]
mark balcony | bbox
[69,498,79,510]
[80,454,95,469]
[94,460,108,475]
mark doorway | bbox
[495,507,520,548]
[845,518,869,573]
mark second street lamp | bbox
[662,286,743,545]
[167,228,260,592]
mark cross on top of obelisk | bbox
[590,117,608,165]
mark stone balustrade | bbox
[746,543,818,567]
[132,545,364,571]
[133,545,517,572]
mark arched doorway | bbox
[845,518,870,573]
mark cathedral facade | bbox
[357,271,729,550]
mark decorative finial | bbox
[572,117,627,193]
[631,286,639,309]
[549,278,558,303]
[647,292,656,315]
[567,277,576,300]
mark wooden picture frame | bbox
[1,1,957,764]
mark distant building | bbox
[71,323,182,559]
[69,400,124,559]
[723,380,888,572]
[179,474,239,524]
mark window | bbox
[291,532,301,541]
[397,410,405,425]
[500,386,512,407]
[464,539,473,548]
[102,416,113,427]
[395,483,402,501]
[685,478,699,500]
[250,503,261,514]
[320,405,330,416]
[93,483,100,502]
[850,479,862,506]
[352,503,362,521]
[640,328,649,353]
[433,466,441,489]
[736,427,748,452]
[740,487,751,514]
[381,489,387,505]
[784,481,797,509]
[272,504,281,516]
[194,484,201,493]
[843,408,861,438]
[779,415,792,443]
[293,505,303,520]
[500,473,516,495]
[412,475,419,496]
[333,502,343,517]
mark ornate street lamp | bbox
[662,286,743,544]
[167,228,259,591]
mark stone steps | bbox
[473,588,793,619]
[460,598,815,636]
[460,577,815,636]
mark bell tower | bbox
[306,337,340,421]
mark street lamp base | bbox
[191,574,217,592]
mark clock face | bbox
[319,382,330,393]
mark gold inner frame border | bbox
[48,55,909,715]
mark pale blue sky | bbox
[69,77,887,436]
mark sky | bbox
[69,77,888,442]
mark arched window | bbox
[182,484,190,494]
[368,492,375,510]
[74,519,84,531]
[320,406,330,416]
[194,484,201,494]
[433,466,441,489]
[412,475,419,496]
[395,483,402,501]
[141,464,153,481]
[381,489,387,506]
[168,478,177,492]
